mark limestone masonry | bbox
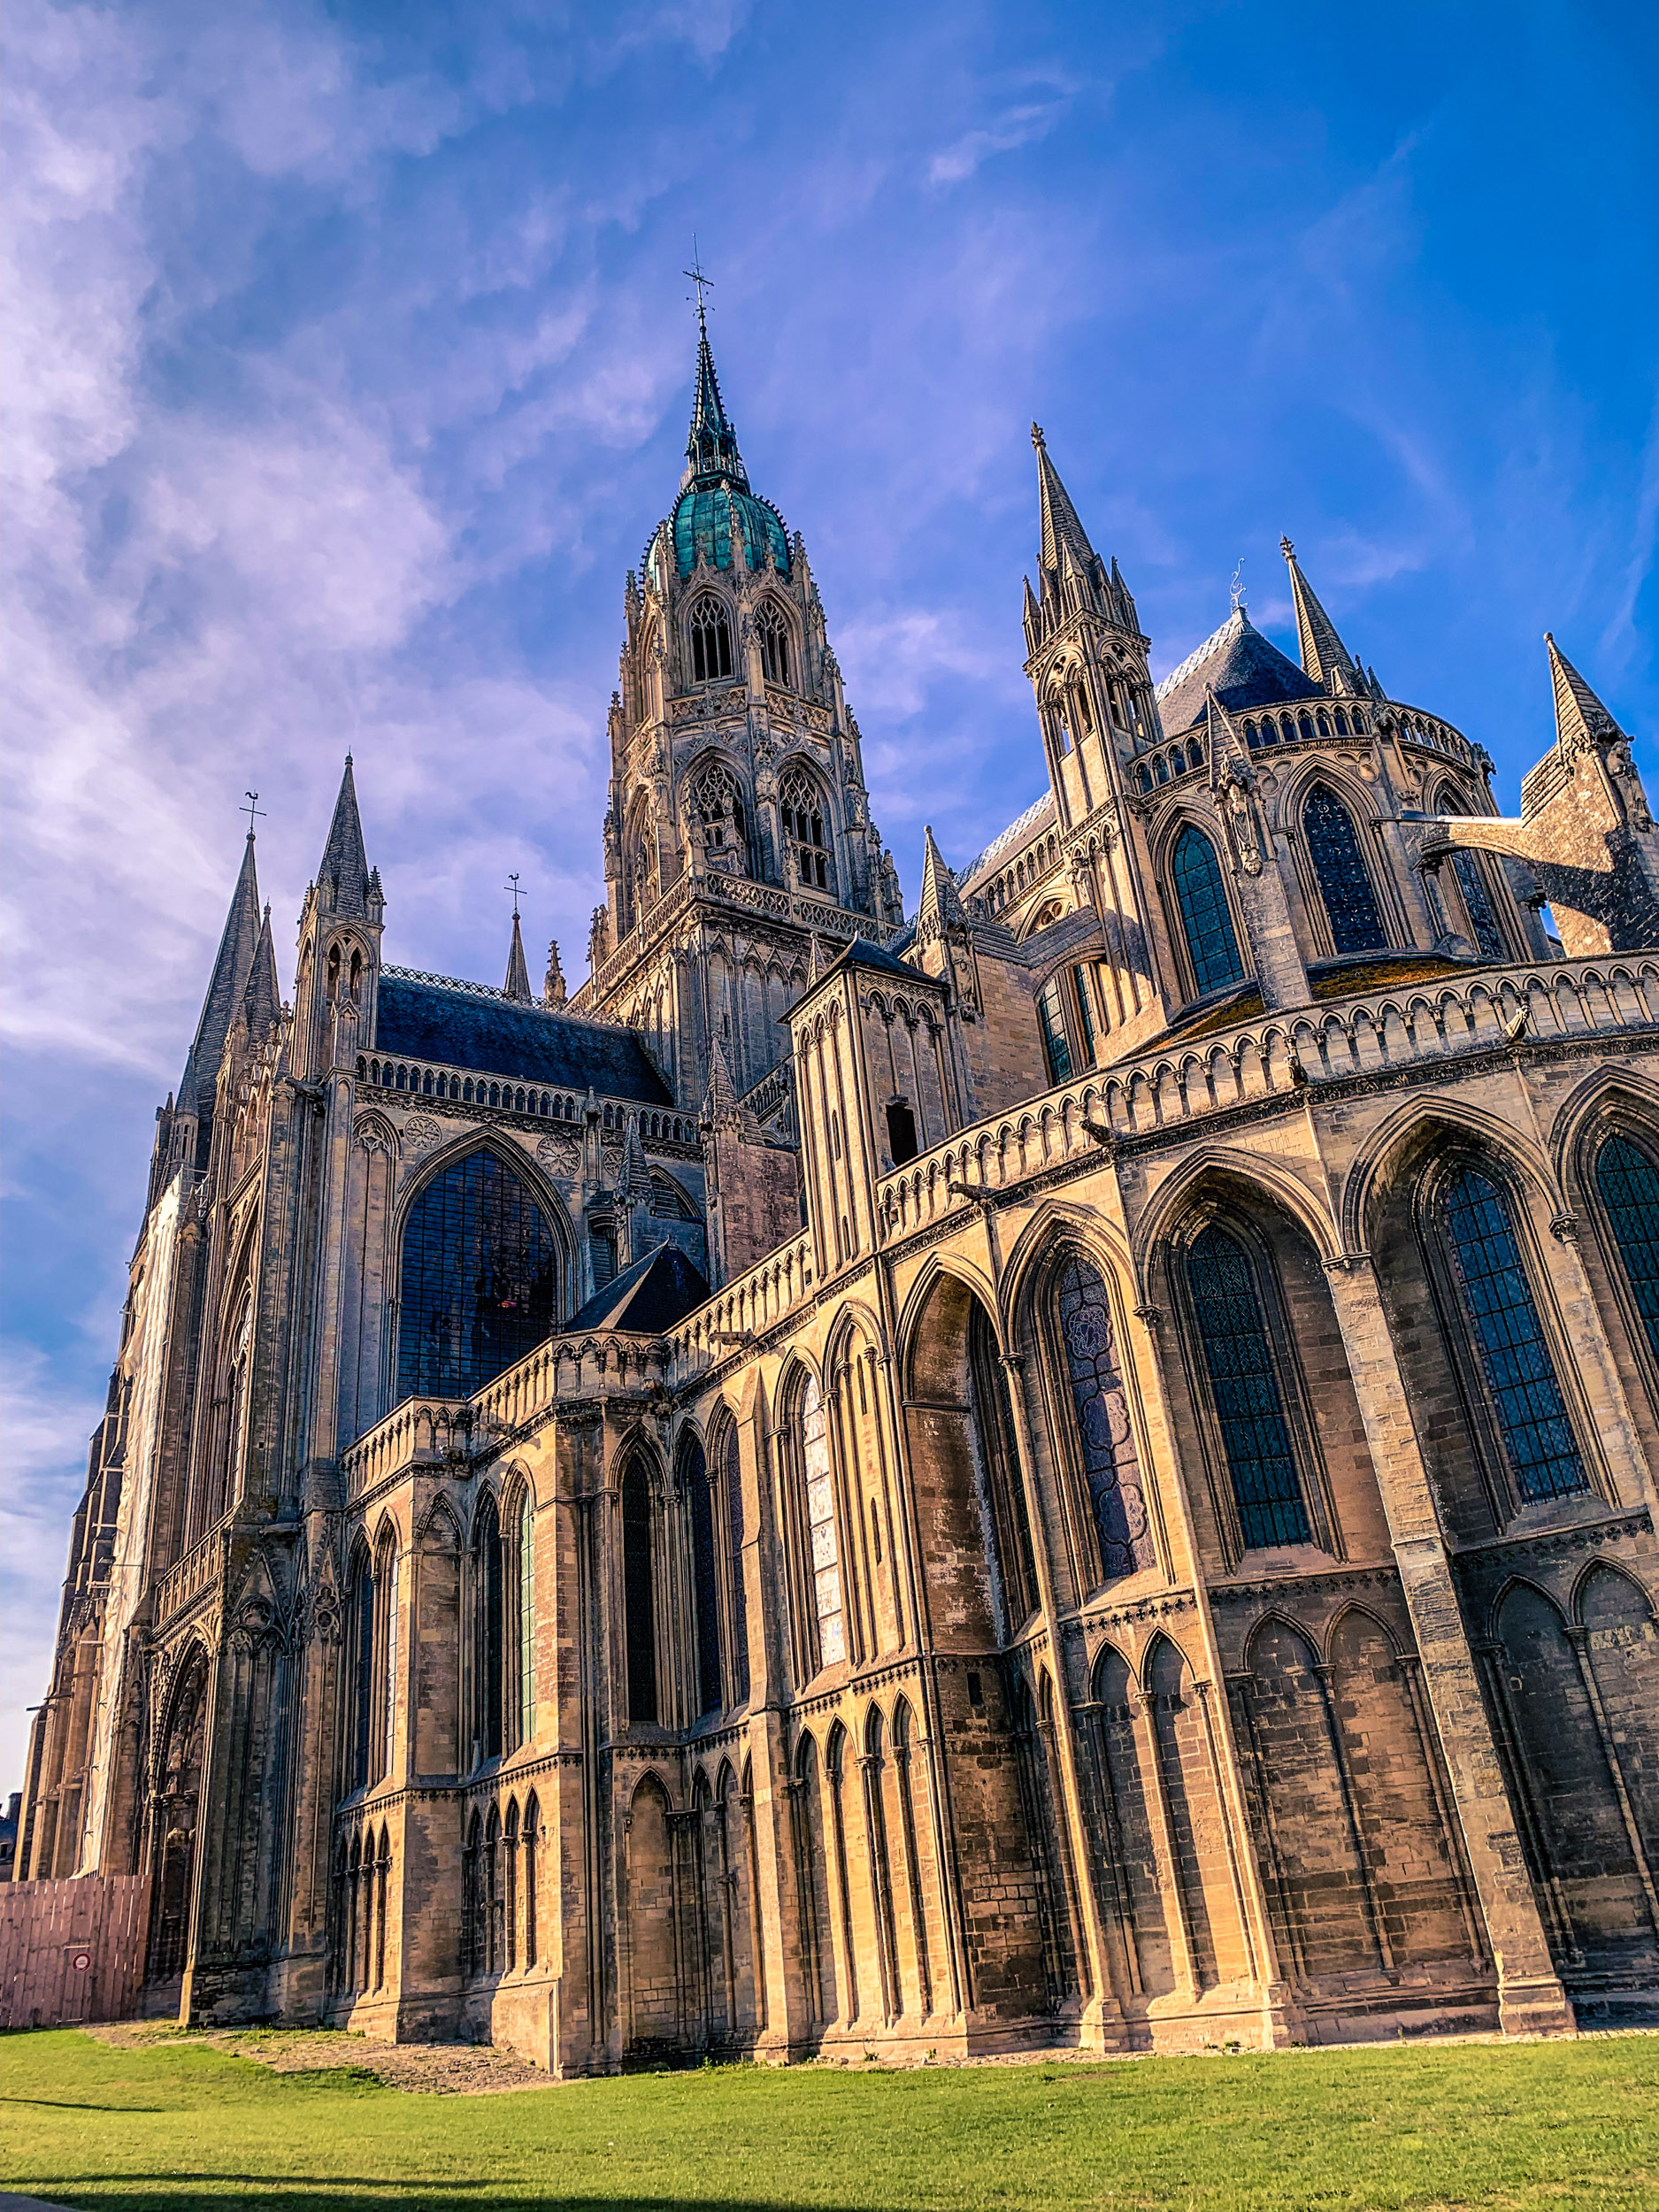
[15,315,1659,2060]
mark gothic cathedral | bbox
[17,311,1659,2061]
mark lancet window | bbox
[689,595,733,683]
[396,1150,557,1404]
[622,1455,658,1725]
[1302,782,1386,954]
[473,1494,503,1763]
[684,1437,723,1717]
[1185,1225,1312,1550]
[689,760,749,869]
[513,1486,535,1750]
[799,1375,846,1671]
[1441,1166,1586,1502]
[781,769,835,895]
[1595,1132,1659,1364]
[1054,1253,1155,1582]
[757,597,792,687]
[720,1421,751,1704]
[1171,826,1244,997]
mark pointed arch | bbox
[1302,780,1386,954]
[620,1448,660,1727]
[1167,820,1244,998]
[780,759,836,895]
[472,1490,504,1763]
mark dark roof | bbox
[375,973,672,1103]
[1156,609,1322,735]
[563,1242,709,1335]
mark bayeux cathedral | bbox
[14,311,1659,2064]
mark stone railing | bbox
[738,1058,796,1136]
[667,1229,816,1381]
[154,1527,227,1627]
[342,1396,468,1501]
[875,955,1659,1245]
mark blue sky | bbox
[3,0,1655,1778]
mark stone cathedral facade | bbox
[18,316,1659,2065]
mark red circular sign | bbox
[71,1951,91,1972]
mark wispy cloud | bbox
[928,82,1075,188]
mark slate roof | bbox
[959,790,1057,890]
[1154,608,1322,735]
[563,1242,709,1336]
[375,972,672,1103]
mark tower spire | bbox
[317,755,371,916]
[684,305,746,489]
[176,826,264,1140]
[1545,632,1625,754]
[1279,537,1359,692]
[1031,422,1098,578]
[242,903,281,1036]
[503,911,534,1003]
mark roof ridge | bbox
[1155,607,1245,702]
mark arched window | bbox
[684,1437,723,1717]
[1054,1253,1156,1581]
[967,1302,1038,1628]
[757,598,792,687]
[1303,782,1386,954]
[689,759,749,869]
[689,596,733,682]
[720,1422,751,1705]
[214,1296,252,1528]
[1171,826,1244,997]
[1036,976,1073,1084]
[472,1494,503,1763]
[513,1486,535,1750]
[349,1548,375,1792]
[374,1527,399,1781]
[1441,1166,1586,1501]
[396,1150,557,1404]
[1437,795,1507,962]
[1186,1225,1311,1549]
[780,768,835,895]
[622,1456,658,1724]
[799,1376,846,1671]
[1595,1132,1659,1364]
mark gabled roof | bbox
[375,972,672,1102]
[1154,607,1321,735]
[959,790,1056,891]
[562,1242,709,1337]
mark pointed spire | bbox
[683,306,747,489]
[1031,422,1098,580]
[808,933,827,981]
[242,904,280,1035]
[918,825,965,933]
[1279,537,1356,691]
[503,912,533,1002]
[1546,632,1624,754]
[178,831,264,1118]
[619,1118,652,1203]
[318,755,370,917]
[702,1037,739,1123]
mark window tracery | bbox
[396,1150,557,1404]
[689,595,733,683]
[1171,826,1244,997]
[1595,1132,1659,1365]
[689,760,749,871]
[757,598,792,687]
[1054,1253,1156,1581]
[1303,782,1386,954]
[1441,1166,1586,1501]
[781,769,835,895]
[1185,1225,1311,1549]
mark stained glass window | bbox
[517,1488,535,1748]
[1037,978,1073,1083]
[1596,1133,1659,1364]
[1171,827,1244,997]
[1056,1254,1156,1580]
[800,1376,845,1667]
[722,1423,750,1703]
[622,1458,657,1724]
[1443,1167,1586,1500]
[1303,783,1385,954]
[1452,852,1507,963]
[396,1150,557,1404]
[1186,1226,1311,1549]
[686,1439,723,1715]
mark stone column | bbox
[1320,1253,1575,2035]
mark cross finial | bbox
[1031,421,1046,449]
[241,789,265,838]
[504,871,523,918]
[684,238,714,322]
[1230,558,1247,612]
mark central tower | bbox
[571,311,903,1110]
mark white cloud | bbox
[928,88,1073,188]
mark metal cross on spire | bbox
[241,790,265,837]
[1230,558,1247,612]
[504,872,523,918]
[684,239,714,321]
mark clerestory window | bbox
[1171,826,1244,998]
[1595,1132,1659,1366]
[1303,782,1386,955]
[396,1150,557,1404]
[1186,1225,1312,1550]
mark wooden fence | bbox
[0,1874,150,2028]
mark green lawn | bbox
[2,2028,1656,2212]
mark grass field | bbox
[1,2027,1656,2211]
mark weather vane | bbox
[1230,558,1247,612]
[241,790,265,835]
[684,238,714,319]
[504,872,523,919]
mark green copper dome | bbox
[671,311,790,580]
